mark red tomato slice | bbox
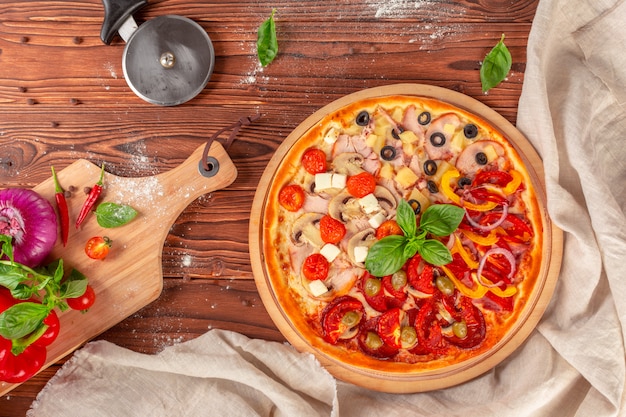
[414,298,450,355]
[442,296,486,348]
[321,296,364,344]
[377,308,402,349]
[406,255,434,295]
[319,215,346,244]
[278,184,306,212]
[301,148,328,175]
[382,274,407,302]
[375,219,403,240]
[302,253,329,281]
[357,316,399,359]
[346,172,377,198]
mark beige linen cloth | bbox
[28,0,626,415]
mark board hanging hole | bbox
[198,156,219,178]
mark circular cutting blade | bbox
[122,15,215,106]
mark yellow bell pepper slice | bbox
[503,169,523,195]
[440,168,497,212]
[452,236,479,269]
[460,228,499,246]
[441,265,517,299]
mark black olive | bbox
[423,159,437,176]
[458,177,472,187]
[464,124,478,139]
[417,111,431,125]
[475,152,488,165]
[408,199,422,214]
[427,180,439,194]
[429,132,446,147]
[356,111,370,126]
[380,145,397,161]
[391,126,404,140]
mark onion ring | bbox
[475,247,517,288]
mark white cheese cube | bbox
[308,279,329,297]
[331,173,347,190]
[320,243,341,262]
[324,127,340,144]
[368,212,387,229]
[358,193,381,214]
[314,173,333,191]
[353,245,369,263]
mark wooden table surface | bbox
[0,0,538,414]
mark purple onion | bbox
[0,188,57,267]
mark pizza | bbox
[259,93,545,376]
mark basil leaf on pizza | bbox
[262,93,543,375]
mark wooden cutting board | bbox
[0,141,237,396]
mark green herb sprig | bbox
[257,9,279,67]
[365,200,464,277]
[0,235,88,342]
[480,34,512,93]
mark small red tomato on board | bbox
[85,236,112,260]
[346,172,377,198]
[302,253,330,281]
[319,215,346,244]
[278,184,305,212]
[66,285,96,311]
[301,148,327,174]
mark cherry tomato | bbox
[319,215,346,244]
[375,219,403,240]
[346,172,377,198]
[33,310,60,347]
[301,148,327,175]
[66,285,96,311]
[302,253,329,281]
[278,184,305,212]
[85,236,112,260]
[321,296,364,344]
[377,308,403,349]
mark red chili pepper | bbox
[75,164,105,229]
[51,166,69,246]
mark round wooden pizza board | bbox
[249,84,563,393]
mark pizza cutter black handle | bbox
[100,0,148,44]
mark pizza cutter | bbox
[99,0,215,106]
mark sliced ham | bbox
[424,112,461,161]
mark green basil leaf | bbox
[257,9,278,67]
[95,202,138,228]
[0,235,14,262]
[396,199,417,237]
[0,262,28,290]
[420,204,465,236]
[480,34,512,93]
[420,239,453,266]
[365,235,408,277]
[0,302,50,340]
[10,283,38,300]
[60,268,88,299]
[403,237,421,260]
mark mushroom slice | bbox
[328,190,362,222]
[374,185,397,213]
[290,212,325,247]
[455,140,505,176]
[331,152,366,176]
[347,228,377,266]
